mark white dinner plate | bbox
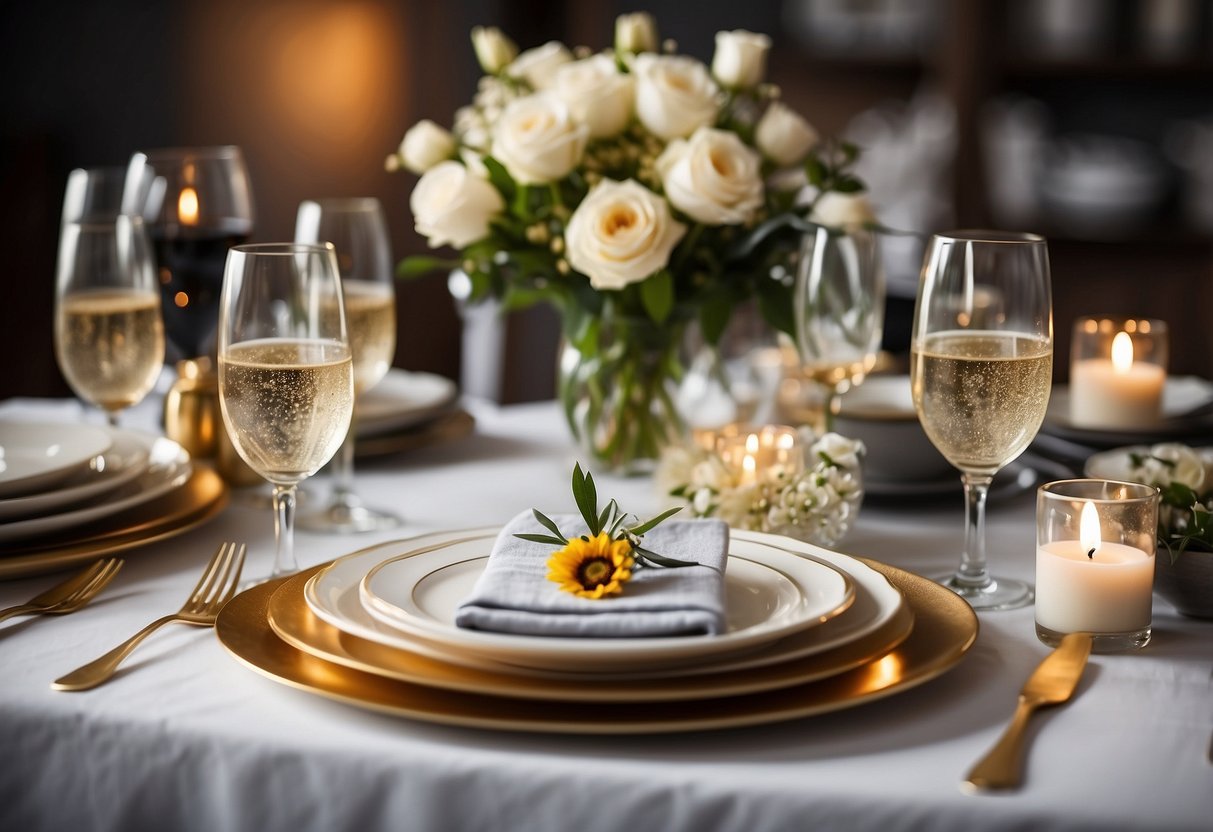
[355,370,458,438]
[0,434,191,545]
[864,456,1072,502]
[0,428,151,522]
[305,529,904,680]
[357,535,854,672]
[0,422,113,498]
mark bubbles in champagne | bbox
[55,289,165,412]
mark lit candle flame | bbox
[178,186,199,226]
[745,434,759,454]
[1080,501,1101,559]
[1111,331,1134,374]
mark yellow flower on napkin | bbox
[547,533,635,599]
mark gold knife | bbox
[963,632,1093,791]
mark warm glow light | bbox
[174,292,190,308]
[1111,331,1134,374]
[745,434,759,454]
[178,187,199,226]
[742,455,756,478]
[1080,502,1102,556]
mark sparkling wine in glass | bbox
[793,225,885,432]
[124,146,253,360]
[218,243,354,581]
[910,230,1053,610]
[294,198,400,533]
[54,213,165,425]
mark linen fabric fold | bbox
[454,511,730,637]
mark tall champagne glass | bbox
[911,231,1053,610]
[793,225,886,432]
[218,243,354,580]
[294,198,400,532]
[124,146,253,360]
[54,214,165,425]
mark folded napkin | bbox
[454,511,730,638]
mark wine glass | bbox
[910,230,1053,610]
[61,166,134,225]
[294,198,400,533]
[793,225,886,431]
[54,214,165,426]
[217,243,354,581]
[123,146,253,360]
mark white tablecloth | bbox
[1,397,1210,832]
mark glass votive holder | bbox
[717,425,803,486]
[1069,316,1168,429]
[1036,479,1159,652]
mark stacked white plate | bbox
[294,527,911,693]
[0,421,193,547]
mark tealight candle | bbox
[1035,479,1158,652]
[717,425,802,486]
[1069,316,1167,429]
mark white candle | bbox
[718,426,801,486]
[1035,502,1154,634]
[1070,331,1165,428]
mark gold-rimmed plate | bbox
[0,466,228,579]
[217,558,977,734]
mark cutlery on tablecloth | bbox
[0,558,123,624]
[52,542,245,691]
[963,632,1093,792]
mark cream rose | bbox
[632,54,719,140]
[615,12,658,53]
[410,161,504,249]
[507,41,573,91]
[656,127,764,225]
[811,191,877,229]
[755,102,819,167]
[565,179,686,290]
[491,93,588,184]
[711,30,771,89]
[471,26,517,74]
[553,54,634,139]
[398,120,456,174]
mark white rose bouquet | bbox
[390,13,869,472]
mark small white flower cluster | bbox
[658,432,866,547]
[1100,442,1209,491]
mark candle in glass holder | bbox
[1035,479,1158,652]
[1069,316,1167,429]
[717,425,802,486]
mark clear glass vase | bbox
[557,314,687,476]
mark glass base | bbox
[935,573,1035,611]
[297,498,401,534]
[1036,622,1151,652]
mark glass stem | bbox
[957,473,994,589]
[330,420,358,509]
[105,411,120,428]
[821,386,841,434]
[271,484,298,578]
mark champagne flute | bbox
[54,214,165,425]
[294,198,400,533]
[910,230,1053,610]
[793,225,886,432]
[218,243,354,581]
[124,146,253,360]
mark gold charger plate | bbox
[0,466,228,579]
[217,559,978,734]
[354,409,474,459]
[267,564,908,703]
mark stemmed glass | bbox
[911,230,1053,610]
[217,243,354,581]
[294,198,400,532]
[123,146,253,360]
[793,225,886,432]
[54,211,165,426]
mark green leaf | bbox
[699,293,733,345]
[572,463,600,535]
[396,256,457,279]
[633,546,699,568]
[830,177,865,194]
[597,499,617,536]
[482,156,516,202]
[532,509,568,543]
[514,533,569,546]
[628,505,682,537]
[639,269,674,324]
[805,156,827,188]
[757,277,796,338]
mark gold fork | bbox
[52,542,246,692]
[0,558,123,624]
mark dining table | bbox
[1,391,1210,832]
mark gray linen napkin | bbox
[454,511,730,637]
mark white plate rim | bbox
[357,535,854,666]
[0,428,151,522]
[355,369,458,436]
[0,422,113,497]
[304,528,904,680]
